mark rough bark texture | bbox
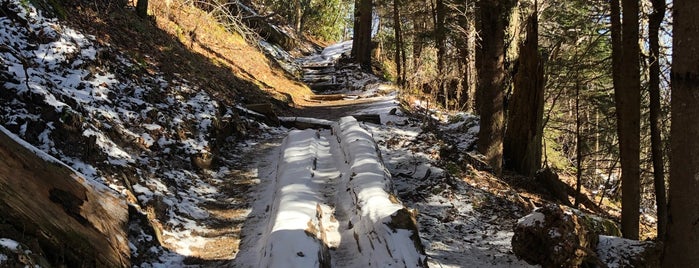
[664,0,699,266]
[435,0,447,108]
[352,0,373,70]
[512,204,621,267]
[504,13,544,177]
[476,0,516,176]
[136,0,148,18]
[610,0,641,240]
[648,0,667,242]
[0,127,129,267]
[392,0,404,86]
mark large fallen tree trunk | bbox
[0,126,129,267]
[258,129,331,268]
[333,116,427,267]
[511,204,659,267]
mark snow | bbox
[0,238,20,251]
[597,235,653,268]
[517,211,546,227]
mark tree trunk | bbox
[352,0,373,71]
[574,82,583,207]
[648,0,667,242]
[294,0,303,33]
[0,127,129,267]
[475,0,515,175]
[503,12,544,177]
[392,0,404,86]
[435,0,447,108]
[664,0,699,266]
[610,0,641,240]
[136,0,148,18]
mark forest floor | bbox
[224,44,537,267]
[0,0,643,267]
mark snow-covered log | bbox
[0,126,129,267]
[512,204,620,267]
[333,116,427,267]
[258,129,331,268]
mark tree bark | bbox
[664,0,699,266]
[352,0,373,71]
[477,0,516,175]
[648,0,667,242]
[0,127,129,267]
[610,0,641,240]
[392,0,404,86]
[435,0,447,108]
[136,0,148,18]
[504,12,544,177]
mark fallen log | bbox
[512,204,621,267]
[333,116,427,267]
[236,103,280,126]
[258,130,331,268]
[279,117,334,130]
[536,167,608,215]
[0,126,129,267]
[308,94,347,101]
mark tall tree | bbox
[648,0,667,242]
[476,0,516,175]
[504,10,545,177]
[352,0,373,70]
[392,0,405,86]
[435,0,447,108]
[664,0,699,265]
[136,0,148,18]
[610,0,641,240]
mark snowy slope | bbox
[0,1,273,265]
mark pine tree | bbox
[664,0,699,265]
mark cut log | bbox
[308,94,347,101]
[512,204,621,267]
[333,117,427,267]
[258,130,331,268]
[279,117,334,130]
[0,126,129,267]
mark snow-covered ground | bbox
[1,0,539,266]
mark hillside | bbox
[0,0,317,265]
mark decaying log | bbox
[0,126,129,267]
[512,204,621,267]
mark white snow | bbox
[597,235,653,268]
[517,211,546,227]
[0,238,19,251]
